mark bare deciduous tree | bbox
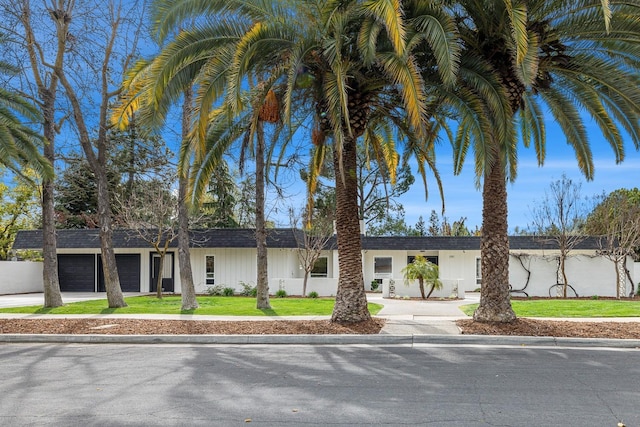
[290,209,334,297]
[50,0,144,307]
[585,189,640,298]
[7,0,66,307]
[120,178,177,299]
[528,174,589,297]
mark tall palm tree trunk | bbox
[178,171,198,309]
[331,137,370,323]
[473,161,516,323]
[255,121,271,309]
[178,88,198,311]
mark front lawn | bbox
[0,295,383,316]
[460,299,640,318]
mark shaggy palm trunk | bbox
[177,177,198,309]
[331,136,371,323]
[96,169,127,308]
[41,92,63,308]
[255,121,271,309]
[178,89,198,311]
[473,161,516,322]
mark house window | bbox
[310,257,328,277]
[475,257,482,285]
[206,255,215,285]
[407,255,439,265]
[374,257,392,278]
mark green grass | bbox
[0,295,383,316]
[460,300,640,318]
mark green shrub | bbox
[591,295,599,300]
[206,285,225,296]
[370,280,379,292]
[239,282,257,297]
[308,291,319,299]
[275,289,287,298]
[223,287,235,296]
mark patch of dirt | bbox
[457,318,640,339]
[0,318,385,335]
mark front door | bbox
[150,253,174,292]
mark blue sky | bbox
[398,120,640,233]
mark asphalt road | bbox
[1,343,638,426]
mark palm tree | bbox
[0,60,52,180]
[128,0,457,323]
[401,255,442,299]
[444,0,640,322]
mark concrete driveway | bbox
[0,292,143,308]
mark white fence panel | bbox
[0,261,43,294]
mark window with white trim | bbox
[475,257,482,286]
[310,257,328,277]
[206,255,215,285]
[374,257,393,278]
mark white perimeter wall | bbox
[0,261,43,294]
[509,253,633,297]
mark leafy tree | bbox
[118,0,454,323]
[55,154,119,229]
[357,151,415,229]
[414,216,427,237]
[55,129,172,229]
[401,255,442,299]
[584,188,640,297]
[445,0,640,322]
[0,170,41,260]
[199,160,240,228]
[366,206,416,237]
[528,175,589,297]
[425,209,472,236]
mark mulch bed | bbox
[0,318,386,335]
[457,318,640,339]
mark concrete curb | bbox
[1,333,639,348]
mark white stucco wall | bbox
[509,253,630,297]
[0,261,43,294]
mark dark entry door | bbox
[57,254,96,292]
[150,253,174,292]
[98,254,141,292]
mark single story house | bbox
[8,229,636,298]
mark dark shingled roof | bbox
[12,229,606,251]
